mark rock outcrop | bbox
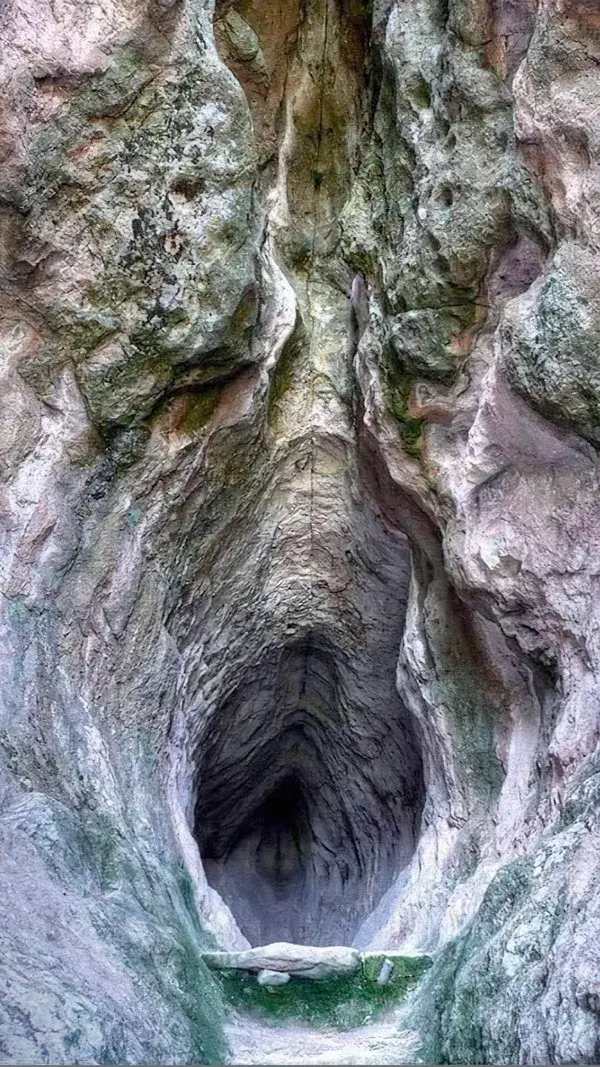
[1,0,600,1063]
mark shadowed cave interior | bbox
[194,623,425,947]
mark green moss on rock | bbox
[178,387,223,435]
[217,955,432,1031]
[414,859,535,1065]
[445,665,505,800]
[383,355,424,458]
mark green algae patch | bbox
[413,860,535,1066]
[216,954,432,1031]
[383,358,424,459]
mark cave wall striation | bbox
[0,0,600,1063]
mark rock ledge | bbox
[202,943,431,981]
[202,943,361,980]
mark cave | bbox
[194,621,425,946]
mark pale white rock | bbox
[257,969,290,987]
[375,959,394,987]
[202,944,361,980]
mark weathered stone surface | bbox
[1,0,600,1063]
[203,944,361,980]
[257,969,291,987]
[504,243,600,445]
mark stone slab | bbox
[202,942,361,980]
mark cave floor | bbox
[212,944,429,1061]
[225,1009,420,1065]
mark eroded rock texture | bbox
[1,0,600,1063]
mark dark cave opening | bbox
[241,776,311,890]
[193,633,424,947]
[201,772,313,916]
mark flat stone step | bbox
[202,943,361,980]
[201,942,432,982]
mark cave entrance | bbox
[191,0,420,934]
[200,771,314,945]
[194,635,424,947]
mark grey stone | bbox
[203,944,361,980]
[257,969,291,987]
[376,958,394,987]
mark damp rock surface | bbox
[0,0,600,1064]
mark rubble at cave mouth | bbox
[194,631,424,948]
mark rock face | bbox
[1,0,600,1064]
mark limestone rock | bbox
[503,243,600,446]
[1,0,600,1062]
[257,969,291,987]
[203,944,361,980]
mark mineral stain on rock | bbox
[1,0,600,1064]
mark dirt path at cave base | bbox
[225,1009,421,1064]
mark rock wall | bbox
[1,0,600,1063]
